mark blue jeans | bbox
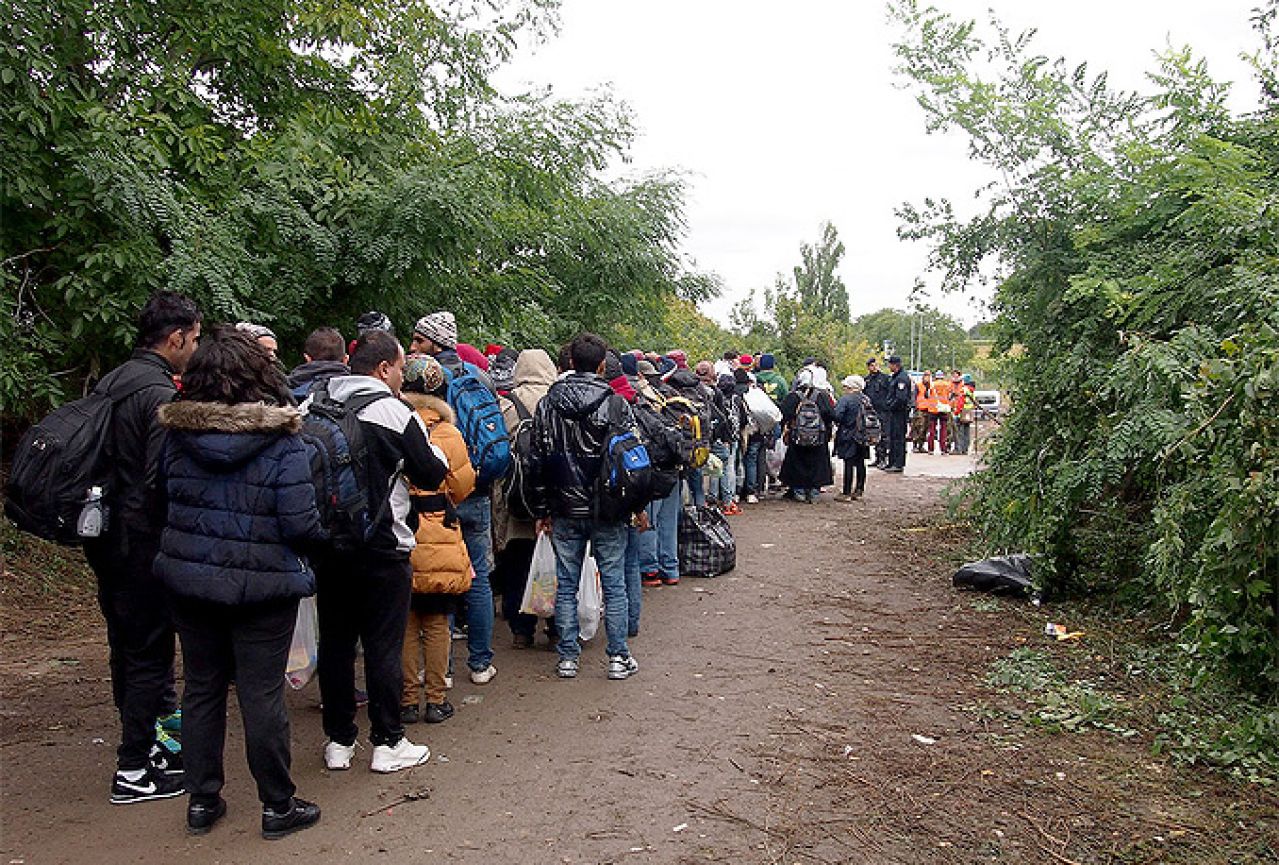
[743,438,762,494]
[457,495,494,672]
[713,441,738,502]
[550,518,630,660]
[624,525,647,634]
[646,483,681,582]
[684,468,705,507]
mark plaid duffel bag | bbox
[678,504,737,577]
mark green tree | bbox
[792,221,850,322]
[0,0,714,420]
[891,0,1279,694]
[850,305,974,370]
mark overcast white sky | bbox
[495,1,1264,328]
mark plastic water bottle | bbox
[77,487,104,538]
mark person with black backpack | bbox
[410,311,507,686]
[305,330,448,775]
[779,364,836,503]
[832,375,876,501]
[81,292,201,804]
[529,333,643,681]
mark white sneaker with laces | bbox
[469,664,498,685]
[608,655,639,680]
[370,737,431,773]
[556,658,579,679]
[324,740,357,771]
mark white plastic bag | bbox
[577,543,603,641]
[744,386,782,433]
[766,438,787,476]
[520,532,557,618]
[285,596,318,690]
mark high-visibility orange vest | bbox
[932,379,953,413]
[915,379,934,411]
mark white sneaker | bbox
[324,740,357,771]
[556,658,579,679]
[370,737,431,773]
[745,494,759,504]
[469,664,497,685]
[607,655,639,680]
[444,676,454,690]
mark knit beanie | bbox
[738,354,753,368]
[403,354,446,395]
[413,311,457,350]
[759,353,776,371]
[842,374,865,392]
[620,353,639,376]
[356,310,394,335]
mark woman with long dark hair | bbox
[153,326,324,839]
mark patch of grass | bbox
[980,610,1279,785]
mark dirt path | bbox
[2,465,1275,864]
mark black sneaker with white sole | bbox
[110,766,186,805]
[262,797,321,839]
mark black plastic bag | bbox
[952,554,1036,598]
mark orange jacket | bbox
[403,393,476,596]
[915,379,935,412]
[932,379,953,413]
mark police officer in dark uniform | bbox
[883,355,912,473]
[863,357,892,469]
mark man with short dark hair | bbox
[83,291,201,804]
[883,355,912,473]
[287,327,349,400]
[308,330,449,773]
[863,358,892,469]
[530,332,641,681]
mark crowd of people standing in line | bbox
[48,290,983,841]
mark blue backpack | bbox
[596,397,655,522]
[445,363,511,488]
[300,383,393,551]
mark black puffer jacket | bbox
[530,373,631,520]
[153,401,324,604]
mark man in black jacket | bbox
[863,357,892,469]
[286,327,349,401]
[883,355,913,473]
[530,333,641,682]
[310,331,449,774]
[82,291,201,804]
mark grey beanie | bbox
[413,311,457,350]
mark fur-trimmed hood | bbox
[401,392,454,425]
[160,400,302,434]
[160,400,303,472]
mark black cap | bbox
[887,355,902,365]
[867,357,878,365]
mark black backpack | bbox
[791,388,826,447]
[500,395,538,522]
[4,378,155,545]
[632,399,682,500]
[856,394,883,446]
[299,383,394,552]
